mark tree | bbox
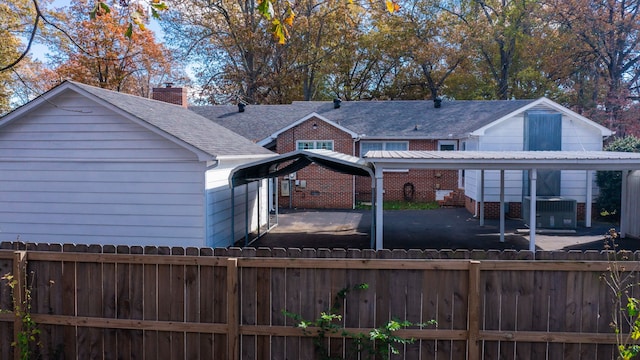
[596,136,640,219]
[0,0,40,112]
[549,0,640,134]
[440,0,562,100]
[163,0,371,104]
[378,0,469,100]
[45,0,180,97]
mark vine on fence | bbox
[1,271,41,360]
[283,283,436,360]
[602,229,640,360]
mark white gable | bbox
[470,97,613,138]
[257,112,360,146]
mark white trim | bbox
[360,140,409,154]
[296,140,335,151]
[262,113,359,144]
[438,140,458,151]
[470,97,613,137]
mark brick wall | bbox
[275,121,464,209]
[355,140,459,203]
[276,116,355,209]
[152,87,188,107]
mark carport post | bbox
[529,169,537,252]
[620,170,629,238]
[375,167,384,250]
[499,170,505,242]
[245,184,249,246]
[231,186,235,245]
[585,170,593,228]
[370,180,376,249]
[479,170,485,226]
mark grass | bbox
[356,201,440,210]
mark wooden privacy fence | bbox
[0,244,637,360]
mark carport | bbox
[365,150,640,250]
[230,150,640,251]
[229,149,375,246]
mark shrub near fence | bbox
[0,242,636,359]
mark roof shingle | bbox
[190,99,537,141]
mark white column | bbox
[480,170,485,226]
[585,170,593,228]
[375,167,385,250]
[529,169,537,252]
[620,170,629,238]
[500,170,505,243]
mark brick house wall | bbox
[276,116,356,209]
[355,140,460,204]
[275,119,464,209]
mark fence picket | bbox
[185,247,201,360]
[170,247,186,359]
[114,245,129,359]
[143,246,159,360]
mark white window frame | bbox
[438,140,457,151]
[360,141,410,172]
[360,141,409,155]
[297,140,334,151]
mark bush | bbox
[596,136,640,219]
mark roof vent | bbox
[434,98,442,108]
[238,103,246,113]
[333,98,342,109]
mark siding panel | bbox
[0,93,207,246]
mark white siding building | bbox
[463,98,613,220]
[0,81,274,247]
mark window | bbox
[297,140,334,151]
[360,141,408,155]
[438,140,457,151]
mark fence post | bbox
[12,251,27,360]
[227,258,239,360]
[467,260,481,360]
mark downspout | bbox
[205,160,219,247]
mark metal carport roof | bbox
[364,150,640,251]
[228,149,376,246]
[229,150,640,252]
[230,149,374,186]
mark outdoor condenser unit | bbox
[522,196,577,229]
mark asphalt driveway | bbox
[251,207,629,251]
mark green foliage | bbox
[602,229,640,360]
[356,201,440,211]
[1,272,41,360]
[283,283,436,359]
[596,136,640,219]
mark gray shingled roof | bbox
[68,81,273,157]
[190,99,538,142]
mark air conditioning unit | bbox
[522,196,577,229]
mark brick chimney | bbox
[152,83,188,108]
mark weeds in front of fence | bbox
[283,283,436,360]
[602,229,640,360]
[1,271,41,360]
